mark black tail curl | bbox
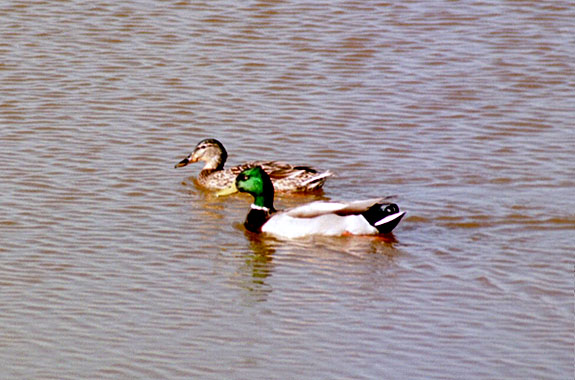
[362,203,405,233]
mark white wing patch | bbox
[285,198,383,218]
[285,201,349,218]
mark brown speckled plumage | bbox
[175,139,333,192]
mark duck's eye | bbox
[238,174,247,181]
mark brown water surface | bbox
[1,1,573,379]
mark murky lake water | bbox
[1,1,573,378]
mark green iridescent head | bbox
[235,166,275,210]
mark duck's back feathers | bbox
[239,161,332,192]
[285,198,386,218]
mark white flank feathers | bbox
[261,212,378,239]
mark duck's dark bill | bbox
[375,211,406,234]
[175,157,190,168]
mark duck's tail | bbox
[300,170,334,191]
[362,203,406,233]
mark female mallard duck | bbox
[175,139,333,193]
[235,166,406,238]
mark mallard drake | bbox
[175,138,333,193]
[235,166,406,238]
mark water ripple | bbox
[1,1,572,379]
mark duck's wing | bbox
[227,162,260,176]
[258,161,321,179]
[230,160,323,178]
[285,198,387,219]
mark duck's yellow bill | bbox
[216,183,238,197]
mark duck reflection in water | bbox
[232,229,278,303]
